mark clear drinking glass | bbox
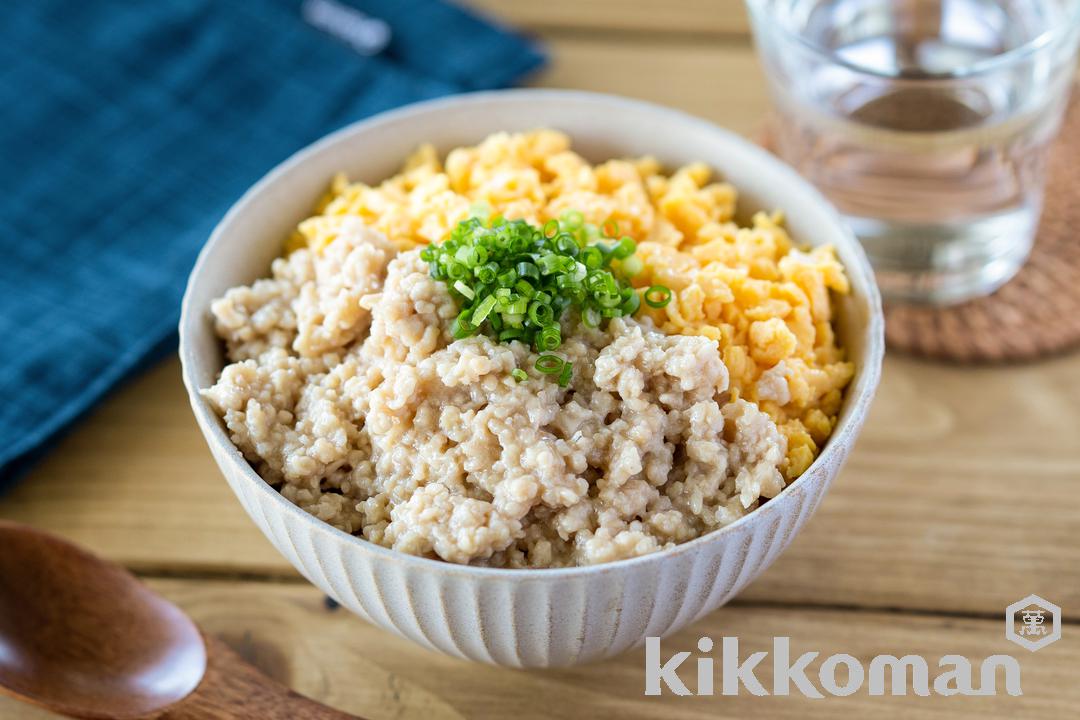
[746,0,1080,304]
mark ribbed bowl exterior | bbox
[207,429,842,667]
[181,90,883,668]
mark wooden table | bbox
[3,3,1078,717]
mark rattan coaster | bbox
[761,89,1080,363]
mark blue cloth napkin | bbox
[0,0,544,485]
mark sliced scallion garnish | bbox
[645,285,673,308]
[557,360,574,387]
[535,354,565,374]
[424,212,644,383]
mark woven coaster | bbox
[761,88,1080,364]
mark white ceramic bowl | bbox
[180,89,883,668]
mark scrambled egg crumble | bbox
[290,130,854,479]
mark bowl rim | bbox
[179,88,884,580]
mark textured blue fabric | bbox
[0,0,544,485]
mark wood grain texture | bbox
[1,579,1077,720]
[533,36,769,136]
[3,350,1077,617]
[160,636,363,720]
[1,13,1079,718]
[469,0,751,35]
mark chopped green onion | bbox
[557,361,573,387]
[451,314,475,339]
[612,236,636,260]
[596,244,616,267]
[472,294,497,325]
[537,325,561,351]
[528,301,554,326]
[453,281,475,300]
[505,297,528,316]
[455,246,477,267]
[587,270,617,295]
[555,234,579,256]
[477,262,499,284]
[448,261,468,280]
[595,292,621,308]
[499,327,524,341]
[645,285,673,308]
[511,368,529,382]
[424,212,648,372]
[516,261,540,281]
[619,255,643,277]
[537,254,564,275]
[561,210,584,230]
[580,246,604,270]
[535,354,565,374]
[555,274,581,292]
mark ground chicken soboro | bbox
[204,131,854,567]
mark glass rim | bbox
[745,0,1080,81]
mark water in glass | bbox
[750,0,1080,303]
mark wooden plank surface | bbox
[2,7,1079,719]
[537,36,769,135]
[2,579,1076,720]
[4,349,1078,617]
[470,0,751,35]
[2,35,1076,618]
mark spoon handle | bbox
[159,635,365,720]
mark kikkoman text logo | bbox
[644,595,1060,698]
[645,637,1021,697]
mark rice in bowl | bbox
[201,130,854,568]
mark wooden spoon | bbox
[0,520,362,719]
